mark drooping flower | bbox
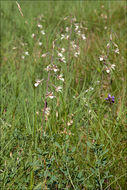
[61,48,65,53]
[45,107,50,116]
[46,92,55,99]
[111,64,116,70]
[65,27,69,32]
[31,33,35,38]
[74,23,79,31]
[41,30,45,35]
[81,34,86,40]
[58,52,63,57]
[44,64,59,72]
[38,42,42,46]
[114,48,120,54]
[61,34,65,40]
[21,55,25,59]
[55,86,62,92]
[74,51,80,57]
[37,24,42,28]
[41,53,48,57]
[106,69,110,73]
[57,74,64,82]
[99,56,104,61]
[59,56,66,63]
[25,51,29,55]
[34,79,43,87]
[67,120,73,126]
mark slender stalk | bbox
[66,163,76,190]
[41,41,56,136]
[41,71,50,136]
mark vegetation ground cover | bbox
[0,1,126,189]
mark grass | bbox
[0,1,126,189]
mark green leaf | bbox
[54,142,61,149]
[34,183,43,190]
[71,147,76,152]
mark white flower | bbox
[84,27,88,31]
[25,51,29,55]
[81,34,86,40]
[107,43,110,48]
[31,33,35,38]
[61,48,65,53]
[54,68,59,72]
[60,56,66,63]
[41,53,48,57]
[85,87,94,92]
[41,30,45,35]
[113,43,118,48]
[71,41,77,49]
[85,89,89,93]
[74,51,80,57]
[45,65,50,71]
[58,51,66,63]
[89,110,92,113]
[45,64,59,72]
[46,92,55,99]
[52,65,59,72]
[65,35,69,40]
[56,111,58,118]
[56,86,62,92]
[36,111,39,115]
[39,42,42,46]
[74,23,79,31]
[67,120,73,126]
[34,79,43,87]
[49,96,54,99]
[90,87,94,90]
[57,74,64,82]
[65,27,69,32]
[34,82,40,87]
[77,30,81,35]
[21,55,25,59]
[64,16,69,20]
[114,48,120,54]
[45,107,50,116]
[106,69,110,73]
[110,34,112,41]
[58,52,63,57]
[61,34,65,40]
[99,57,104,61]
[111,64,116,70]
[12,47,17,50]
[37,24,42,28]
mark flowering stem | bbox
[41,42,55,137]
[33,87,37,149]
[67,16,73,72]
[41,76,50,136]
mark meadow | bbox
[0,1,126,189]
